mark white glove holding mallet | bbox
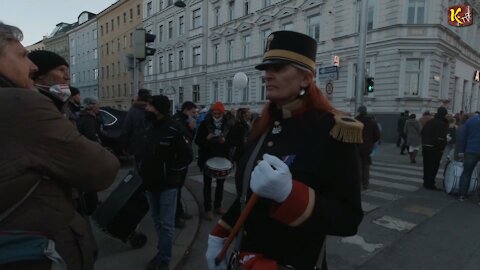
[205,235,227,270]
[250,154,293,203]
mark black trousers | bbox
[203,172,225,211]
[422,147,443,188]
[176,169,188,219]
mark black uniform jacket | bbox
[221,101,364,269]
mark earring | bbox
[299,89,306,96]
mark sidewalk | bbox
[93,168,200,270]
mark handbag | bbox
[0,179,67,269]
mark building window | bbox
[213,44,219,64]
[117,38,120,51]
[124,36,127,48]
[106,22,109,33]
[407,0,425,24]
[137,4,141,16]
[179,86,184,104]
[106,86,110,98]
[356,0,375,31]
[71,56,75,65]
[242,35,250,58]
[262,29,271,51]
[124,83,127,96]
[94,48,98,59]
[308,14,320,41]
[168,21,173,39]
[263,0,271,7]
[192,8,202,28]
[178,50,184,69]
[228,1,234,21]
[242,86,249,102]
[101,67,104,79]
[129,33,133,47]
[159,25,163,42]
[117,16,120,26]
[227,40,234,61]
[193,85,200,102]
[179,16,184,35]
[93,29,97,39]
[111,19,114,31]
[226,80,233,103]
[261,77,266,100]
[213,82,219,102]
[193,46,201,66]
[214,7,220,26]
[147,1,152,17]
[147,59,153,75]
[130,8,133,20]
[158,55,164,73]
[167,0,173,5]
[118,61,121,75]
[244,0,250,15]
[70,38,75,48]
[283,22,293,30]
[72,73,76,84]
[123,12,127,23]
[112,63,115,77]
[405,59,423,96]
[159,0,163,10]
[94,68,98,80]
[107,65,110,77]
[100,26,103,36]
[168,53,173,71]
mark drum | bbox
[205,157,233,178]
[443,160,480,195]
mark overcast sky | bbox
[0,0,117,46]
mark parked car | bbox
[99,107,127,158]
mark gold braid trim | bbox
[329,111,364,144]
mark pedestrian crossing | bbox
[188,160,443,214]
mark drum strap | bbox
[234,132,267,252]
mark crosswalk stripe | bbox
[361,201,379,212]
[372,165,443,179]
[362,190,402,201]
[369,179,419,191]
[370,171,423,184]
[373,161,445,174]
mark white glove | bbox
[205,235,227,270]
[250,154,293,203]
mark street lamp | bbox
[174,1,186,8]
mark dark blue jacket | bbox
[459,114,480,154]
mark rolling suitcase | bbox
[92,170,149,248]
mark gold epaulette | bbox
[329,111,364,144]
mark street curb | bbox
[172,184,202,270]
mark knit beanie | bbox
[83,96,99,110]
[70,86,80,97]
[211,101,225,114]
[149,95,171,115]
[28,50,69,79]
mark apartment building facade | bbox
[142,0,208,112]
[68,12,99,99]
[97,0,144,109]
[43,22,77,64]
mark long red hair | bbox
[249,71,334,141]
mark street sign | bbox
[318,66,338,80]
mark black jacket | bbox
[121,101,149,157]
[195,115,234,169]
[222,103,363,270]
[138,117,193,191]
[77,111,102,143]
[421,115,449,151]
[173,111,195,141]
[356,114,381,156]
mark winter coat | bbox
[404,119,422,147]
[419,114,433,127]
[77,111,102,143]
[421,115,449,151]
[355,114,381,156]
[0,87,120,270]
[121,101,149,157]
[458,114,480,154]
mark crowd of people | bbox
[396,108,480,198]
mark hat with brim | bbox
[255,31,317,73]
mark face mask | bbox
[36,84,71,102]
[213,116,223,121]
[145,111,157,121]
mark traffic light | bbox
[133,28,156,60]
[366,77,374,93]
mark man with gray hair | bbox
[0,22,119,270]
